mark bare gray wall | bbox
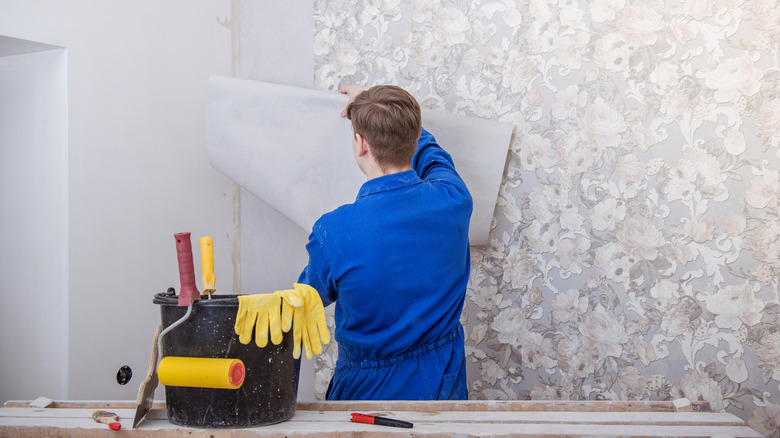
[0,0,319,403]
[0,37,68,403]
[238,0,317,401]
[0,2,235,401]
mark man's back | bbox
[299,128,472,400]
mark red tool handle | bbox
[174,232,200,306]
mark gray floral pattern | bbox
[313,0,780,433]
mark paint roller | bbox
[158,356,244,390]
[156,233,245,390]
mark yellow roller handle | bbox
[158,357,244,389]
[200,236,215,292]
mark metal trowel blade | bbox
[133,324,162,428]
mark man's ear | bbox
[356,133,369,158]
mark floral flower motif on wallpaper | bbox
[313,0,780,432]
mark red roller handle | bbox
[174,232,200,306]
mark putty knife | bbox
[132,324,161,428]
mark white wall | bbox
[0,37,68,403]
[0,1,235,400]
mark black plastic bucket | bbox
[153,291,300,428]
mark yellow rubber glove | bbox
[234,294,258,344]
[279,288,304,359]
[277,288,304,333]
[235,292,304,348]
[285,283,329,360]
[234,293,280,347]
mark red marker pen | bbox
[351,413,413,428]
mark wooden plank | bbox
[4,399,166,410]
[291,410,747,426]
[0,407,166,420]
[0,401,760,438]
[0,408,760,435]
[298,399,714,412]
[5,399,712,412]
[0,418,762,438]
[0,408,744,426]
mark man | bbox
[297,84,472,400]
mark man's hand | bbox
[339,84,370,117]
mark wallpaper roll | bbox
[205,76,513,246]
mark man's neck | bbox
[364,164,412,181]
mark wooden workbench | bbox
[0,399,761,437]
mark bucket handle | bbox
[158,305,193,360]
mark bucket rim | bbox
[153,291,240,307]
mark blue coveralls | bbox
[298,127,472,400]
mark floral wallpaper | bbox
[311,0,780,434]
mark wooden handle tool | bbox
[133,324,161,428]
[92,410,121,430]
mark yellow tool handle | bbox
[158,357,244,389]
[200,236,215,291]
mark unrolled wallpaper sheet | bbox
[206,76,513,246]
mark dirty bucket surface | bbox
[154,293,300,428]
